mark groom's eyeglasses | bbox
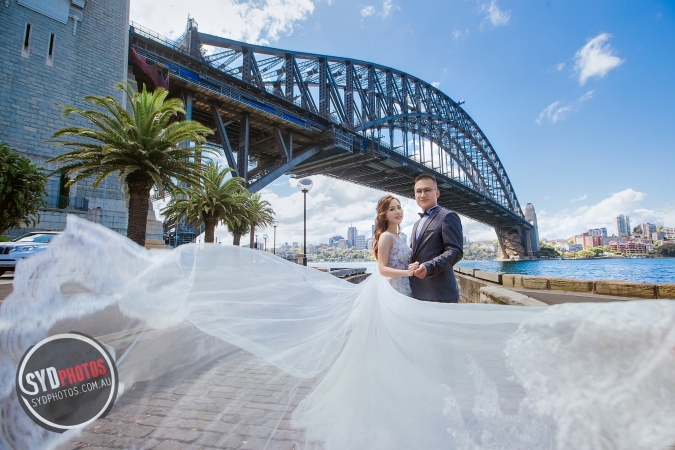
[414,188,437,196]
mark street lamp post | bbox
[296,178,313,266]
[271,220,279,255]
[255,234,259,250]
[263,234,268,252]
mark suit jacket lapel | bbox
[412,220,420,254]
[414,210,439,259]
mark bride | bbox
[1,215,675,449]
[372,194,417,296]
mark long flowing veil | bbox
[1,216,675,449]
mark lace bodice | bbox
[386,234,413,296]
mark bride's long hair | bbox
[372,194,401,260]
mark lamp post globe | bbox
[271,220,279,255]
[263,234,268,252]
[296,178,313,266]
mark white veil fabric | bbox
[1,216,675,449]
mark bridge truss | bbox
[128,19,535,257]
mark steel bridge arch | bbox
[128,19,536,257]
[356,112,511,205]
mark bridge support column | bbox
[495,225,534,259]
[238,113,249,185]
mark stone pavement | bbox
[56,350,323,450]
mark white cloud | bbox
[207,175,502,246]
[431,81,441,88]
[556,63,565,71]
[130,0,315,45]
[453,28,469,40]
[574,33,625,85]
[361,5,375,17]
[481,0,511,27]
[570,194,587,202]
[381,0,400,18]
[535,90,594,124]
[537,189,675,239]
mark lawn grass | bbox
[0,237,11,242]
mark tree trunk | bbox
[250,224,255,249]
[126,178,151,247]
[204,217,217,243]
[233,233,241,246]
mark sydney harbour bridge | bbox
[128,19,537,258]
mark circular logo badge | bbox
[15,332,119,433]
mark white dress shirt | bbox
[416,205,440,240]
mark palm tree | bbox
[47,83,213,246]
[246,193,275,249]
[225,216,249,246]
[161,162,247,243]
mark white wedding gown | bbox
[2,216,675,449]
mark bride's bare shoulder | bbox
[378,231,395,244]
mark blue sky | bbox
[133,0,675,244]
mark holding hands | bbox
[408,261,428,279]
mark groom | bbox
[409,174,464,302]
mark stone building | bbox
[1,1,163,246]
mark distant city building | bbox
[281,242,290,251]
[307,244,317,254]
[524,203,540,253]
[355,235,367,250]
[292,242,299,248]
[588,228,608,238]
[662,227,675,240]
[337,239,347,249]
[602,236,626,245]
[562,244,583,252]
[574,233,601,248]
[636,223,656,239]
[652,231,665,241]
[372,225,376,238]
[399,232,408,246]
[614,215,631,236]
[329,235,344,247]
[609,240,647,254]
[366,238,374,251]
[347,227,357,247]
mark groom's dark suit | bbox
[410,206,464,302]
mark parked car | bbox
[0,232,61,276]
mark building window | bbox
[22,23,32,57]
[46,33,55,65]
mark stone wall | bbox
[455,266,675,303]
[0,0,131,233]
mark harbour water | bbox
[311,259,675,284]
[458,258,675,284]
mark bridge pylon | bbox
[495,225,534,259]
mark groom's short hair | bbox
[414,174,437,186]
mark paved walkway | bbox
[56,350,321,450]
[0,273,13,303]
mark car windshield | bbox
[13,234,56,243]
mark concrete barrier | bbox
[455,265,675,303]
[594,280,657,299]
[521,276,549,290]
[548,278,593,293]
[474,270,504,284]
[658,284,675,299]
[479,286,547,306]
